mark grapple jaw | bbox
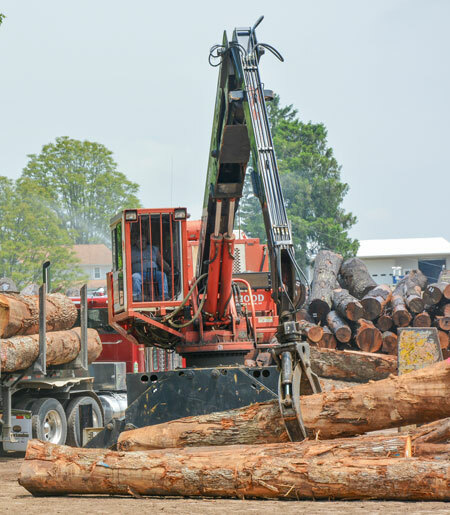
[272,321,322,441]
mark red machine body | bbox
[107,210,278,367]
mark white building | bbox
[72,244,112,290]
[357,237,450,285]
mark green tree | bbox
[0,13,5,26]
[0,177,86,289]
[239,96,358,271]
[21,137,141,245]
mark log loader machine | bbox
[88,17,321,449]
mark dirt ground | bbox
[1,456,448,514]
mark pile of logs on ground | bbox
[0,292,102,372]
[305,252,450,357]
[19,358,450,500]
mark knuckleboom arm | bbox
[198,24,303,319]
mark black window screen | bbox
[129,213,182,302]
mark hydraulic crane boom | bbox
[198,17,305,323]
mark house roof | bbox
[73,244,112,266]
[357,237,450,258]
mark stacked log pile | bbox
[305,253,450,357]
[0,292,102,372]
[19,359,450,500]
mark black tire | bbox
[31,398,67,445]
[65,396,103,447]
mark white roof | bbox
[357,237,450,258]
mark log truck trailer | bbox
[88,17,321,449]
[0,273,110,452]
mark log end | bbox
[361,298,381,321]
[345,302,364,322]
[356,320,383,353]
[406,295,424,314]
[392,309,412,328]
[308,299,330,323]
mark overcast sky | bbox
[1,1,449,242]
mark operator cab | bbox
[109,208,189,315]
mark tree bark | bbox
[0,328,102,372]
[332,288,364,321]
[375,312,393,332]
[114,358,450,448]
[325,311,351,343]
[361,284,392,320]
[340,258,377,299]
[316,325,337,349]
[413,311,432,327]
[355,319,382,352]
[381,331,398,355]
[394,270,427,314]
[309,346,396,383]
[0,293,77,338]
[19,440,450,501]
[410,417,450,444]
[411,442,450,459]
[391,294,412,327]
[296,319,323,343]
[307,251,343,323]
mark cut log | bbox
[307,250,343,322]
[391,294,412,327]
[413,311,432,327]
[355,319,382,352]
[325,311,351,343]
[332,288,364,321]
[394,270,427,314]
[0,328,102,372]
[309,346,396,383]
[118,425,448,460]
[375,313,393,332]
[19,440,450,501]
[423,283,449,306]
[361,284,392,320]
[116,431,409,459]
[0,293,77,338]
[114,358,450,448]
[381,331,398,355]
[296,319,323,343]
[316,325,337,349]
[340,258,377,299]
[438,330,449,350]
[434,316,450,331]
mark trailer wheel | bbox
[65,396,103,447]
[31,398,67,445]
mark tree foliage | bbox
[239,96,358,270]
[0,177,86,289]
[21,137,141,245]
